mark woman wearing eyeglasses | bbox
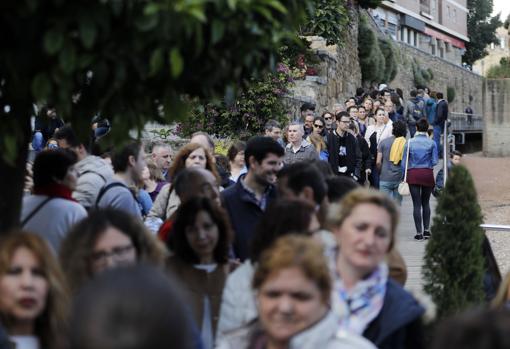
[59,208,166,293]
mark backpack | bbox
[95,182,140,209]
[409,100,424,121]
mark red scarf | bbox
[33,183,76,202]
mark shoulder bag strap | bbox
[95,182,131,208]
[21,197,54,227]
[403,139,411,182]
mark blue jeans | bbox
[31,131,44,152]
[433,124,442,158]
[379,180,402,205]
[408,123,416,138]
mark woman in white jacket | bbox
[216,235,375,349]
[216,199,320,339]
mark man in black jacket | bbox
[327,112,362,181]
[221,136,284,261]
[434,92,448,159]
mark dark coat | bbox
[435,99,448,127]
[356,134,372,185]
[363,279,425,349]
[220,177,277,261]
[327,131,362,179]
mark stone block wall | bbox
[284,9,484,120]
[483,79,510,157]
[283,11,362,118]
[390,42,484,114]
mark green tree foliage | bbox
[358,16,398,84]
[358,0,383,9]
[422,166,485,319]
[379,38,398,82]
[505,14,510,34]
[487,57,510,78]
[0,0,310,231]
[303,0,350,46]
[463,0,501,65]
[179,65,293,138]
[412,60,434,87]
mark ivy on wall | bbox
[302,0,350,46]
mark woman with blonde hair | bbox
[0,232,69,349]
[59,208,166,293]
[328,189,424,348]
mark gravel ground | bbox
[462,153,510,275]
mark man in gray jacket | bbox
[55,125,114,210]
[283,121,318,165]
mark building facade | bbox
[472,27,510,76]
[370,0,468,65]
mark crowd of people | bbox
[2,84,501,349]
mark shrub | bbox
[359,15,386,84]
[422,166,485,319]
[486,57,510,78]
[303,0,350,46]
[379,38,398,82]
[179,67,293,139]
[413,60,433,87]
[447,86,456,103]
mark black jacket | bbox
[363,279,425,349]
[435,99,448,126]
[220,177,277,261]
[327,131,362,179]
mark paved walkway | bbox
[396,191,437,294]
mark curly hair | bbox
[0,232,69,349]
[59,209,166,293]
[168,197,232,264]
[167,143,219,182]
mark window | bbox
[453,9,457,23]
[420,0,431,14]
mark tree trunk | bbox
[0,109,31,234]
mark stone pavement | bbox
[396,192,437,294]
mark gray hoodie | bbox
[73,155,114,209]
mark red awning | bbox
[424,27,465,49]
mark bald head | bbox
[174,167,220,205]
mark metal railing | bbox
[480,224,510,232]
[449,112,483,132]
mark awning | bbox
[424,27,465,49]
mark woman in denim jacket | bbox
[401,118,438,240]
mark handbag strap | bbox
[21,197,54,227]
[403,139,411,182]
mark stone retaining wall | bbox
[483,79,510,156]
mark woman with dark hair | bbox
[20,149,87,253]
[217,236,375,349]
[147,143,220,227]
[0,232,69,349]
[69,265,201,349]
[227,141,246,183]
[217,199,319,339]
[401,118,438,240]
[59,208,166,293]
[166,197,233,349]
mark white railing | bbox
[480,224,510,232]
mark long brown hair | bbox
[167,143,219,182]
[0,232,69,349]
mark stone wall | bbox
[483,79,510,157]
[284,9,484,119]
[390,42,484,114]
[283,11,362,118]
